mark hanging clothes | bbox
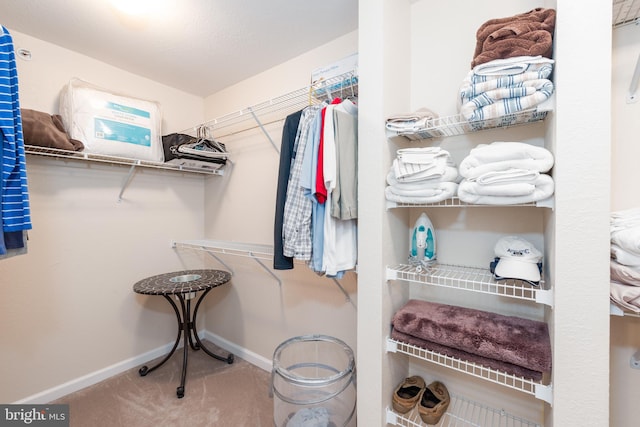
[322,99,358,277]
[282,104,322,261]
[273,109,304,270]
[0,26,31,257]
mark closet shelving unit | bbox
[385,98,553,425]
[384,107,555,210]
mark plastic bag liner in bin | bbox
[271,335,356,427]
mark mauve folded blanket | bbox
[392,299,551,377]
[390,328,543,381]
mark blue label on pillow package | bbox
[93,101,152,146]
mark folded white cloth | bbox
[611,259,640,286]
[611,280,640,313]
[396,147,449,164]
[475,168,539,185]
[386,181,459,198]
[611,244,640,267]
[611,207,640,232]
[392,155,454,183]
[385,184,457,204]
[469,56,555,81]
[457,173,554,205]
[387,167,459,187]
[611,225,640,256]
[385,107,439,132]
[460,79,554,121]
[459,142,554,179]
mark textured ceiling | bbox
[0,0,358,96]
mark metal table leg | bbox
[138,289,234,399]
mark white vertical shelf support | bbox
[118,162,139,202]
[202,249,235,275]
[248,106,280,154]
[250,251,282,287]
[627,53,640,103]
[331,278,351,302]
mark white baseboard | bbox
[201,330,273,373]
[15,331,272,404]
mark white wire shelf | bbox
[614,0,640,27]
[24,145,223,175]
[173,239,275,261]
[385,108,549,141]
[386,264,552,306]
[386,196,554,210]
[171,239,354,303]
[386,338,553,405]
[385,394,541,427]
[185,70,358,141]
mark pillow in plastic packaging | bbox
[59,78,163,162]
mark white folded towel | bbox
[611,207,640,232]
[611,259,640,286]
[385,107,439,131]
[457,173,554,205]
[392,156,454,183]
[611,244,640,267]
[459,142,554,179]
[396,147,449,164]
[387,167,459,187]
[475,168,539,185]
[385,184,457,205]
[611,225,640,256]
[611,280,640,313]
[470,56,555,81]
[386,182,459,198]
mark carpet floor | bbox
[50,341,274,427]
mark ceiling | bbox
[0,0,358,96]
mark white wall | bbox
[198,31,359,365]
[0,29,207,403]
[611,22,640,427]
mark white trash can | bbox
[271,335,356,427]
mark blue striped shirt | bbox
[0,26,31,255]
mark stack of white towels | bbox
[458,55,555,122]
[385,147,459,204]
[457,141,554,205]
[610,208,640,313]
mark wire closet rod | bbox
[181,70,358,139]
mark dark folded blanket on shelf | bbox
[21,108,84,151]
[472,8,556,68]
[391,299,551,380]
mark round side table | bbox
[133,269,233,398]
